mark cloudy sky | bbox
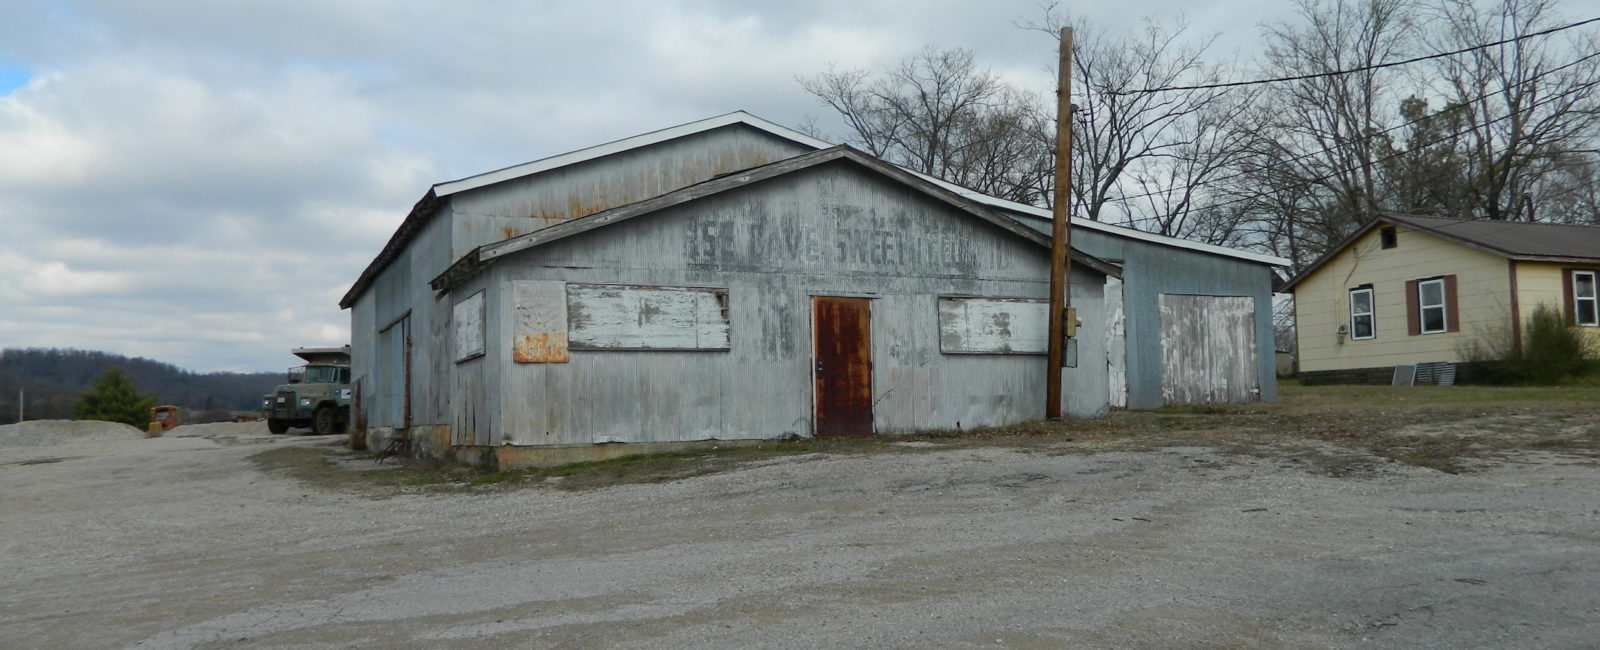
[0,1,1590,372]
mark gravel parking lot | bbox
[3,386,1598,649]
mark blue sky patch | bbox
[0,62,32,95]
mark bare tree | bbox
[1253,0,1420,242]
[1375,96,1474,217]
[1427,0,1600,221]
[797,48,1053,204]
[1020,8,1257,242]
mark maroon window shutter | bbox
[1563,269,1576,326]
[1444,275,1459,332]
[1406,279,1421,336]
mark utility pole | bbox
[1046,26,1074,420]
[17,387,22,423]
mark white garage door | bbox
[1159,295,1259,405]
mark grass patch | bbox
[249,442,486,495]
[253,385,1600,495]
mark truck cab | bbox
[149,405,181,432]
[261,345,352,435]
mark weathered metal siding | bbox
[448,125,815,257]
[480,162,1109,446]
[348,291,376,430]
[448,271,495,446]
[356,204,455,430]
[1006,212,1278,409]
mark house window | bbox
[1380,226,1397,249]
[1418,278,1447,334]
[1575,270,1598,327]
[1349,287,1375,340]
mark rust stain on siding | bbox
[514,332,569,363]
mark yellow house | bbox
[1283,214,1600,384]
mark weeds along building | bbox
[339,112,1285,468]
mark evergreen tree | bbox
[74,367,158,427]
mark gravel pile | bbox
[167,421,268,438]
[0,419,146,448]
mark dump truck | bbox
[261,345,352,435]
[148,405,181,434]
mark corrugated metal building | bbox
[978,202,1286,409]
[340,112,1284,467]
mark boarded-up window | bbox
[938,297,1048,355]
[567,284,730,351]
[513,281,569,363]
[453,290,485,362]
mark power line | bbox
[1104,74,1600,231]
[1109,16,1600,95]
[1099,49,1600,207]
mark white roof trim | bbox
[925,181,1292,267]
[431,110,1286,267]
[432,111,833,198]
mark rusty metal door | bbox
[813,296,873,437]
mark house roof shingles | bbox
[1382,214,1600,263]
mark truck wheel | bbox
[267,418,289,435]
[312,406,336,436]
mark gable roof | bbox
[1282,213,1600,291]
[429,145,1121,292]
[1384,214,1600,262]
[432,111,833,198]
[344,111,1284,307]
[341,111,818,308]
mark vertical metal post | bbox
[1046,27,1074,419]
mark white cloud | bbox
[0,0,1585,372]
[0,83,95,188]
[21,261,130,297]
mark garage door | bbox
[1159,295,1258,405]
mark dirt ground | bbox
[2,385,1598,649]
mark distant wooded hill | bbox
[0,348,282,424]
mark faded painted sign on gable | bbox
[567,284,730,350]
[453,290,485,362]
[513,280,569,363]
[938,297,1048,354]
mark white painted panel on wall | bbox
[938,297,1048,354]
[513,280,569,363]
[1105,277,1127,408]
[453,290,485,362]
[567,284,731,350]
[1159,294,1258,405]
